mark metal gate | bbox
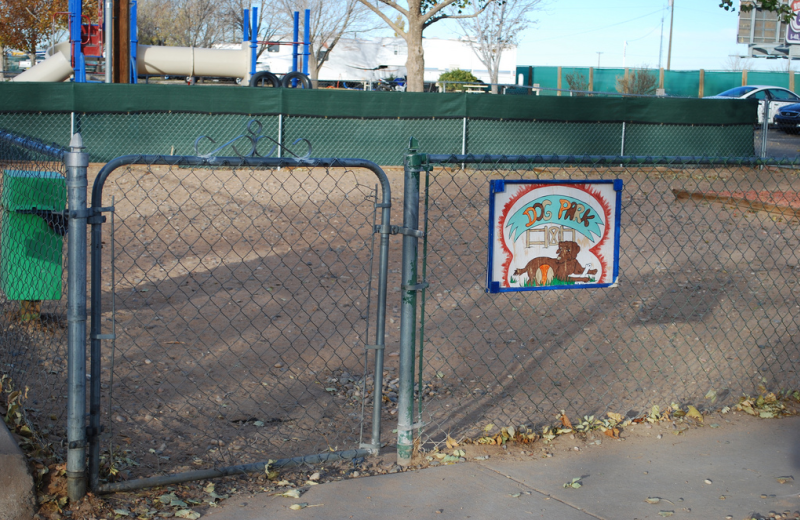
[86,126,393,492]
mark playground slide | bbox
[11,42,251,83]
[11,43,73,83]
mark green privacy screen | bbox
[517,65,799,98]
[0,83,757,164]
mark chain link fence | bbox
[0,111,757,164]
[87,149,393,491]
[0,129,69,450]
[408,153,800,451]
[2,105,798,496]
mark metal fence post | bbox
[65,133,89,501]
[760,100,769,158]
[396,138,424,466]
[620,122,626,156]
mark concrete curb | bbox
[0,419,36,520]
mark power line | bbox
[526,7,667,43]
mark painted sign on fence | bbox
[487,179,622,293]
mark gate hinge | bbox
[88,206,114,225]
[409,164,433,174]
[364,344,384,351]
[68,440,86,449]
[92,334,116,340]
[401,281,429,292]
[85,424,104,438]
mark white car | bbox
[706,85,800,124]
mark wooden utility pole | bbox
[698,69,704,98]
[113,0,130,83]
[667,0,674,70]
[557,66,562,96]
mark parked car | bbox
[774,103,800,133]
[706,85,800,124]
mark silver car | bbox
[705,85,800,124]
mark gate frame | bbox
[87,153,393,494]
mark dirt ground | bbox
[2,160,800,497]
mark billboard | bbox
[787,0,800,43]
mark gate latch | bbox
[373,225,425,238]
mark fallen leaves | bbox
[276,489,303,499]
[735,392,787,418]
[686,406,704,423]
[563,477,582,489]
[158,492,187,508]
[776,476,794,484]
[475,425,537,445]
[289,503,322,510]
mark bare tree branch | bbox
[457,0,540,93]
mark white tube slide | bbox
[11,42,251,83]
[11,42,73,82]
[138,45,249,80]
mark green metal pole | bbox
[396,138,423,466]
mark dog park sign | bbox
[487,179,622,293]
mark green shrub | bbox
[438,69,480,92]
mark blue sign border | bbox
[487,179,623,294]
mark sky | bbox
[420,0,784,72]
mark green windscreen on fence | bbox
[0,82,757,124]
[517,65,798,98]
[703,71,742,97]
[0,83,757,163]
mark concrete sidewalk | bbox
[205,415,800,520]
[0,420,36,520]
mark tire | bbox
[282,71,312,89]
[249,71,281,88]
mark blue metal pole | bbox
[303,9,310,76]
[130,0,138,83]
[70,0,86,82]
[250,7,258,76]
[243,8,250,43]
[292,11,299,74]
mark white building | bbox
[251,36,517,85]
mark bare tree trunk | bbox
[0,45,5,82]
[309,47,320,88]
[490,70,499,94]
[405,17,425,92]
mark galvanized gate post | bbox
[65,133,89,501]
[396,138,425,466]
[760,100,769,158]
